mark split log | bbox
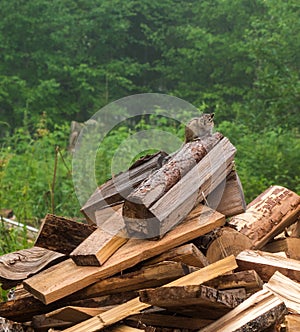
[44,306,111,323]
[228,186,300,249]
[34,214,97,255]
[0,246,65,289]
[70,207,127,266]
[199,289,287,332]
[59,256,237,332]
[23,205,225,304]
[81,151,167,223]
[236,250,300,282]
[139,285,246,319]
[77,261,197,298]
[262,237,300,260]
[285,315,300,331]
[0,291,137,323]
[204,270,263,294]
[264,271,300,314]
[206,169,246,217]
[206,227,253,263]
[124,137,236,239]
[109,326,144,332]
[127,309,212,329]
[143,243,209,268]
[125,133,222,211]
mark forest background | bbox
[0,0,299,254]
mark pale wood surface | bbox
[264,271,300,314]
[34,214,97,255]
[228,185,300,249]
[236,249,300,282]
[199,289,287,332]
[0,246,65,289]
[23,205,225,304]
[60,256,237,332]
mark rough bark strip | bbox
[34,214,97,255]
[228,186,300,249]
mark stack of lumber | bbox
[0,133,299,332]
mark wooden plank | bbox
[143,243,209,268]
[81,151,167,223]
[262,238,300,260]
[124,137,235,239]
[0,246,65,289]
[199,289,287,332]
[207,169,246,217]
[139,285,246,319]
[34,214,97,255]
[236,250,300,282]
[204,270,263,293]
[60,256,237,332]
[228,185,300,249]
[70,207,127,266]
[206,227,253,263]
[264,271,300,314]
[23,205,225,304]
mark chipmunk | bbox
[157,113,215,167]
[184,113,215,143]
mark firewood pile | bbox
[0,133,299,332]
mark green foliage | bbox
[0,0,299,253]
[0,121,79,224]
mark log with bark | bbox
[228,185,300,249]
[34,214,97,255]
[57,256,237,332]
[124,136,235,239]
[200,288,287,332]
[81,151,168,223]
[23,205,225,305]
[0,247,65,289]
